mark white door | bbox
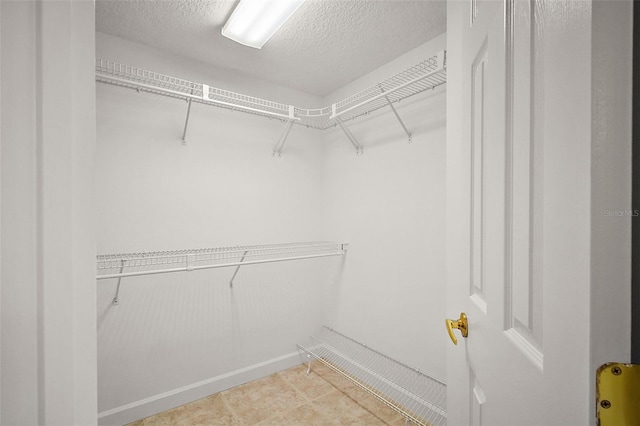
[446,1,632,425]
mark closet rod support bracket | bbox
[229,250,249,288]
[272,119,295,157]
[336,118,364,155]
[112,260,126,306]
[379,85,412,143]
[181,98,193,145]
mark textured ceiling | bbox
[96,0,446,96]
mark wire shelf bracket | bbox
[97,242,349,303]
[181,98,193,145]
[272,109,296,157]
[298,326,447,426]
[112,260,126,306]
[380,85,412,143]
[335,118,364,155]
[228,249,248,288]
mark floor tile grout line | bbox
[277,366,314,405]
[277,367,316,411]
[252,375,308,425]
[264,364,353,425]
[309,364,406,425]
[219,392,244,425]
[280,364,341,405]
[335,386,397,425]
[221,372,304,425]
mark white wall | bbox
[321,34,447,382]
[1,4,39,421]
[95,34,341,424]
[1,1,97,424]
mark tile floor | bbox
[127,361,411,425]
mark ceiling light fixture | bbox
[222,0,306,49]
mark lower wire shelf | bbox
[298,326,447,426]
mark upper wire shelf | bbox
[96,241,348,281]
[95,50,446,131]
[330,51,446,123]
[95,60,295,122]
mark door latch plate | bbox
[596,362,640,426]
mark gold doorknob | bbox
[446,312,468,345]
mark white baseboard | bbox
[98,351,306,425]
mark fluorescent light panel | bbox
[222,0,306,49]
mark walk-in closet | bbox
[95,1,447,424]
[1,1,633,425]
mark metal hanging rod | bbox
[298,326,447,426]
[96,241,348,281]
[95,51,447,148]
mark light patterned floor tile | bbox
[340,386,405,425]
[278,363,336,401]
[255,413,294,425]
[131,405,188,425]
[221,373,307,424]
[308,360,358,391]
[285,403,332,426]
[178,394,240,425]
[312,389,386,425]
[127,363,412,426]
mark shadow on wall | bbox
[327,88,446,151]
[96,256,345,412]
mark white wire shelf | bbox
[97,241,348,280]
[98,241,348,306]
[330,51,447,123]
[295,106,334,130]
[298,326,447,426]
[96,241,348,281]
[95,50,446,134]
[96,59,295,122]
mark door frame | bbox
[632,0,640,364]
